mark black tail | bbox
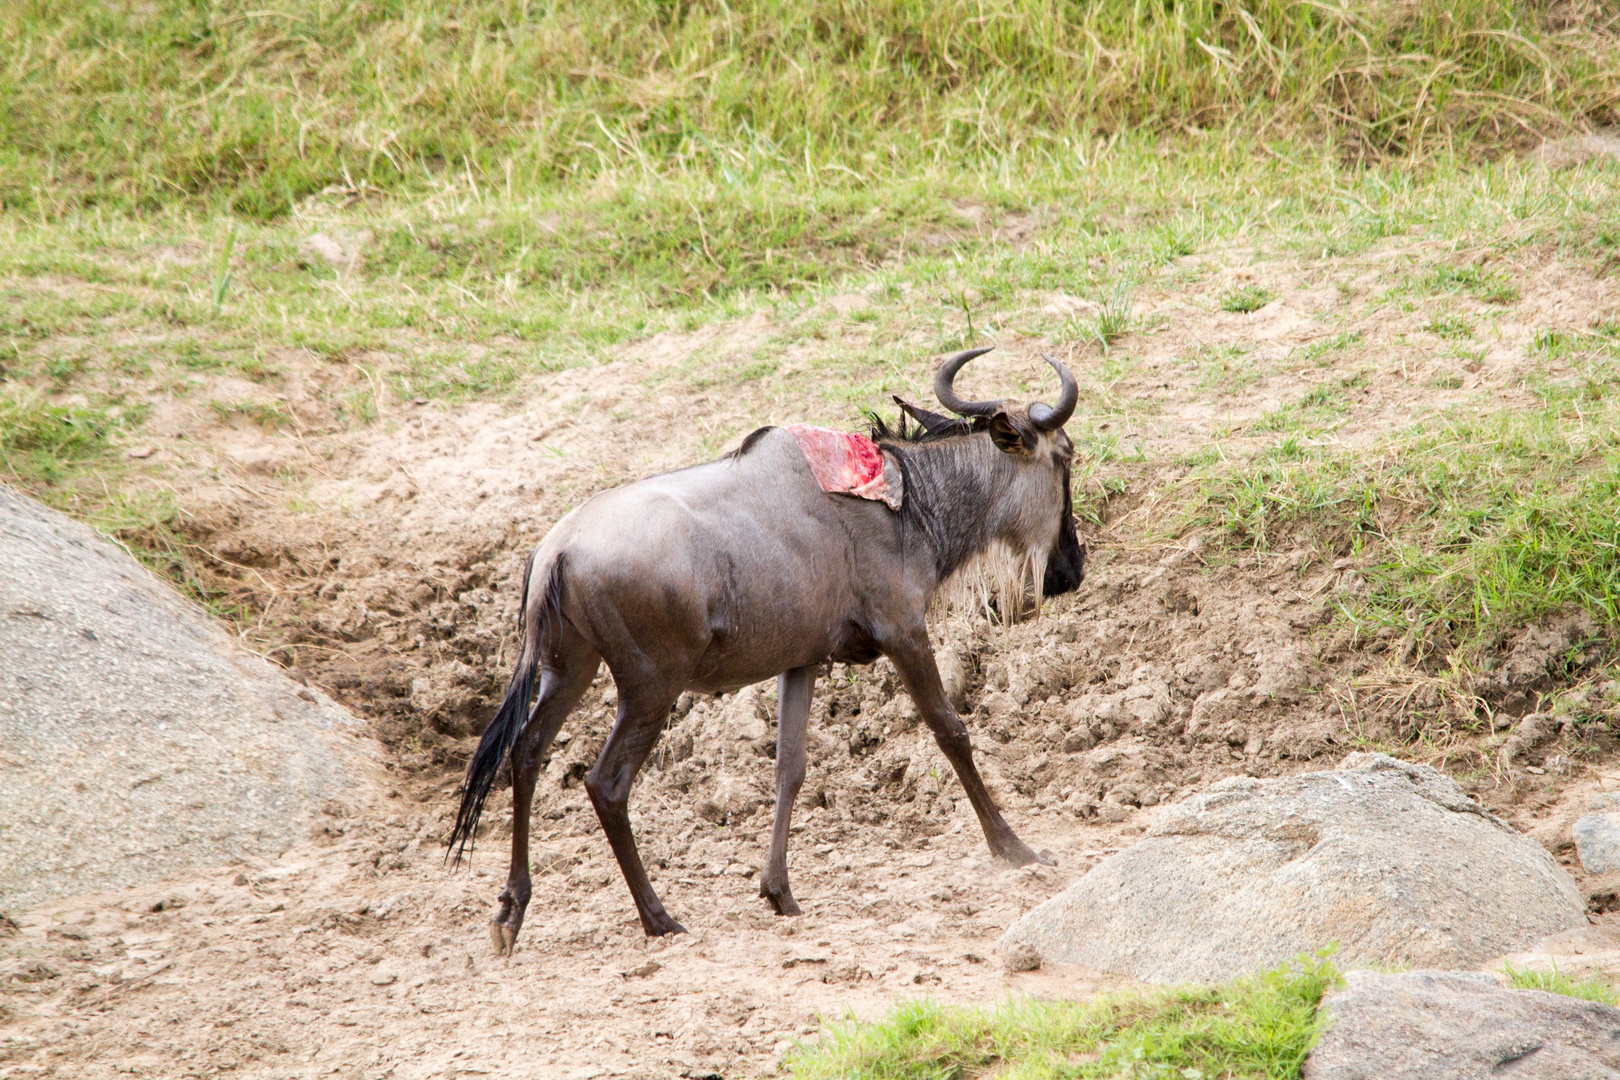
[447,552,560,865]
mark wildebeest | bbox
[450,346,1085,953]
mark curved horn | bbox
[1028,353,1078,431]
[933,346,1000,418]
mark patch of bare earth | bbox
[5,238,1620,1077]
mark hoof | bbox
[995,841,1050,869]
[643,915,687,937]
[490,921,517,956]
[761,885,802,917]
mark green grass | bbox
[1503,965,1620,1006]
[1426,264,1520,305]
[1197,344,1620,663]
[7,0,1618,224]
[1220,285,1276,314]
[1251,373,1367,433]
[1425,315,1474,340]
[0,387,132,486]
[1085,288,1137,348]
[1297,331,1363,367]
[788,953,1340,1080]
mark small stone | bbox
[1061,729,1096,754]
[1001,940,1040,973]
[296,232,348,268]
[1574,812,1620,874]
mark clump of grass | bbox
[0,387,124,486]
[1503,964,1620,1005]
[1252,373,1366,432]
[1426,264,1520,305]
[1426,315,1474,339]
[1221,284,1276,313]
[1532,329,1574,357]
[1198,372,1620,662]
[1092,289,1136,347]
[788,952,1340,1080]
[209,399,293,431]
[1299,331,1364,366]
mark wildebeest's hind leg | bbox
[760,664,815,916]
[491,628,600,956]
[584,679,688,936]
[884,629,1054,868]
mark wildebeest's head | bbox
[888,347,1085,614]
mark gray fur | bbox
[456,354,1085,948]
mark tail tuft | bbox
[446,554,560,864]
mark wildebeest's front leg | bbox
[760,664,815,916]
[584,681,687,936]
[885,630,1052,868]
[492,638,600,956]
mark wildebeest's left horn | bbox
[934,346,1000,418]
[1028,353,1078,431]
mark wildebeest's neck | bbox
[887,434,1026,583]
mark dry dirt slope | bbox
[4,234,1620,1078]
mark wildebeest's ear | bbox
[988,411,1035,454]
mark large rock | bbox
[1304,970,1620,1079]
[0,484,379,909]
[1000,752,1585,983]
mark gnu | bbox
[451,347,1085,952]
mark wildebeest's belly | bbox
[686,614,882,693]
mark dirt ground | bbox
[5,235,1620,1078]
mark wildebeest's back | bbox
[542,427,889,689]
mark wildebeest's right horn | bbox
[934,346,1001,418]
[1028,353,1078,431]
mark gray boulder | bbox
[1574,794,1620,875]
[0,484,379,909]
[1305,970,1620,1079]
[1001,752,1585,983]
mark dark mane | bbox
[867,398,983,446]
[865,401,1008,579]
[727,426,776,458]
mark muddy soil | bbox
[5,236,1620,1077]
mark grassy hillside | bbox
[5,1,1620,750]
[5,2,1619,247]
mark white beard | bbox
[934,537,1050,625]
